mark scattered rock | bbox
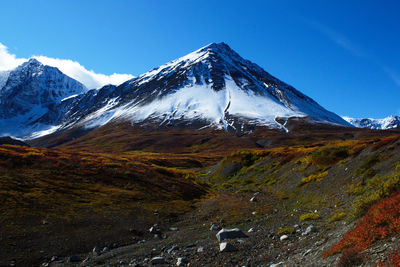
[92,246,101,256]
[166,245,179,254]
[169,227,179,231]
[220,242,237,252]
[102,246,110,252]
[184,244,196,252]
[303,249,312,256]
[210,224,219,231]
[216,228,248,242]
[153,210,159,216]
[252,211,257,215]
[68,255,81,263]
[280,235,289,241]
[149,226,161,234]
[150,256,165,264]
[302,225,317,236]
[270,262,284,267]
[176,257,188,266]
[197,246,204,253]
[42,220,49,225]
[50,256,58,262]
[250,196,257,202]
[248,228,254,233]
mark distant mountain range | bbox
[1,42,395,139]
[343,116,400,130]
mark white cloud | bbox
[0,43,27,71]
[0,43,134,89]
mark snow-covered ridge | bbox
[0,58,87,137]
[343,116,400,130]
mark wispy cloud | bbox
[307,20,365,58]
[0,43,27,71]
[0,43,134,89]
[379,65,400,87]
[306,20,400,87]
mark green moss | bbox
[350,191,381,221]
[345,182,365,196]
[297,171,328,187]
[349,162,400,221]
[236,187,255,193]
[277,226,295,235]
[354,154,380,178]
[263,176,278,186]
[310,146,350,167]
[328,212,346,222]
[300,212,320,221]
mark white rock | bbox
[270,262,284,267]
[216,228,248,242]
[247,228,254,233]
[176,257,187,266]
[250,196,257,202]
[219,242,237,252]
[302,225,317,236]
[280,235,288,241]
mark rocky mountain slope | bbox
[81,42,349,132]
[0,43,351,139]
[0,59,87,137]
[344,115,400,130]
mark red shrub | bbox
[324,193,400,257]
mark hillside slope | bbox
[2,128,400,266]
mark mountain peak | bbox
[200,42,232,52]
[22,58,43,69]
[27,58,42,65]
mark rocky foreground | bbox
[39,193,398,266]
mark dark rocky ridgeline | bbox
[0,136,30,146]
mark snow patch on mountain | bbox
[343,116,400,130]
[80,74,344,131]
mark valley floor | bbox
[1,127,400,266]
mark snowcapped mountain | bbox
[0,43,351,139]
[343,116,400,130]
[69,42,350,132]
[0,58,87,137]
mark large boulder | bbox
[219,242,237,252]
[216,228,248,242]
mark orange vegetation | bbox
[324,193,400,257]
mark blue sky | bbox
[1,0,399,118]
